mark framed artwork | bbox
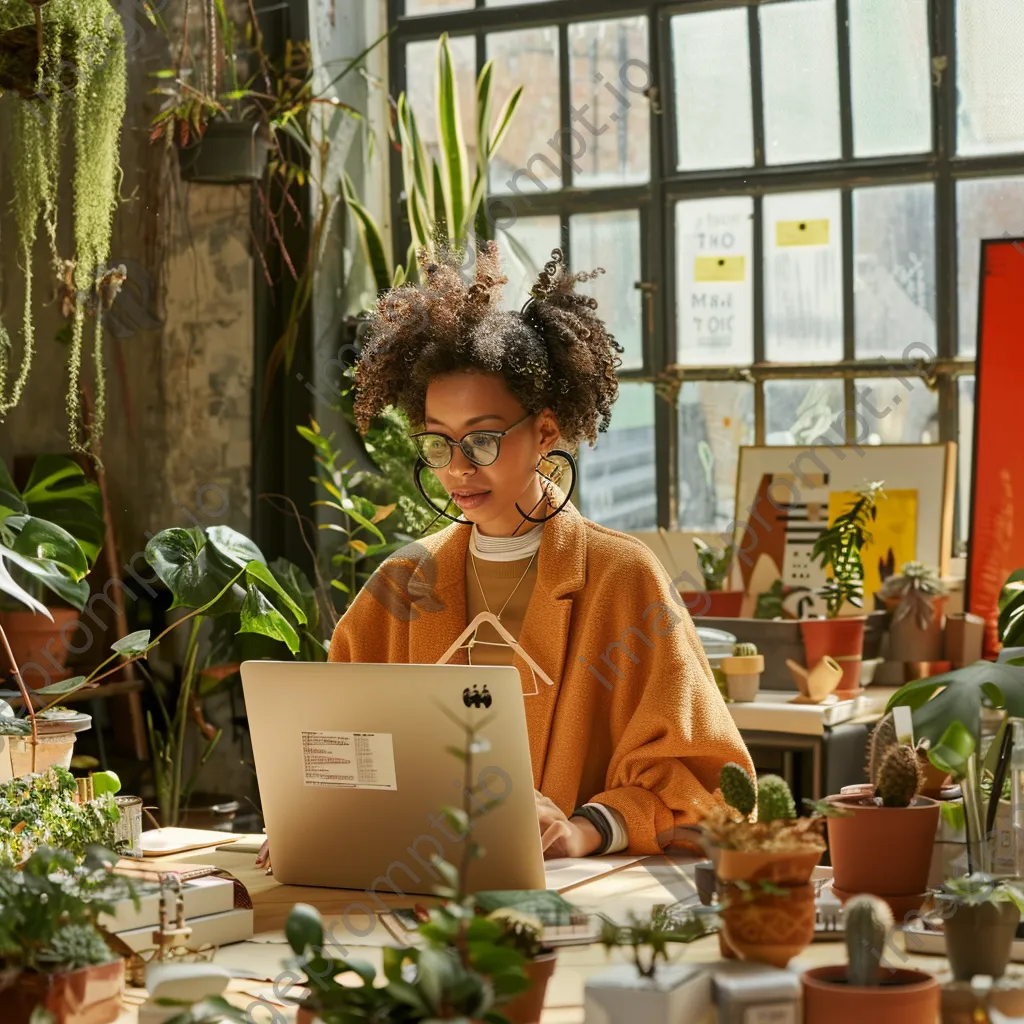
[967,238,1024,656]
[733,444,957,617]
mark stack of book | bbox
[104,860,253,953]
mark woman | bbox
[327,245,752,858]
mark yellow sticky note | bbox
[694,256,746,282]
[776,219,830,247]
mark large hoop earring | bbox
[515,449,577,524]
[413,462,473,525]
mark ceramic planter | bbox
[8,713,93,777]
[719,881,817,967]
[178,121,270,184]
[943,900,1020,981]
[884,596,947,663]
[4,959,125,1024]
[503,952,557,1024]
[584,961,711,1024]
[698,590,744,618]
[826,795,940,917]
[722,653,764,702]
[801,965,939,1024]
[0,608,82,689]
[800,617,866,695]
[713,846,823,887]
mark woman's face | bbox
[422,372,560,536]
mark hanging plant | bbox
[0,0,127,459]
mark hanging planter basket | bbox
[178,119,270,184]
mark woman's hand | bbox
[534,791,603,858]
[255,839,272,872]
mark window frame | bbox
[389,0,1019,547]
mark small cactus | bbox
[732,642,758,657]
[720,762,757,818]
[866,712,898,786]
[845,894,893,987]
[875,744,922,808]
[756,774,796,822]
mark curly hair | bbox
[353,242,623,448]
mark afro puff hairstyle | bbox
[353,242,623,448]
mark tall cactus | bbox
[845,894,893,987]
[875,744,922,808]
[866,712,898,786]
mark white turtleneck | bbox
[469,523,544,562]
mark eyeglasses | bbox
[411,413,534,469]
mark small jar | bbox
[115,795,144,858]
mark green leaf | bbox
[339,498,386,543]
[112,629,151,656]
[437,34,467,243]
[145,527,246,613]
[929,720,977,779]
[285,903,324,954]
[342,172,392,294]
[33,675,90,697]
[239,583,301,655]
[489,84,523,159]
[245,560,307,625]
[91,770,121,797]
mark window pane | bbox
[764,380,844,446]
[676,196,754,366]
[578,382,656,531]
[760,0,841,165]
[956,0,1024,156]
[958,375,976,552]
[568,17,650,187]
[849,0,932,157]
[486,27,560,196]
[570,210,643,370]
[854,183,936,359]
[764,190,843,362]
[407,0,472,13]
[405,37,477,163]
[678,382,755,531]
[671,9,754,171]
[499,217,561,312]
[852,378,939,444]
[957,176,1024,355]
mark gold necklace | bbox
[466,549,538,664]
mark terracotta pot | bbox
[698,590,744,617]
[826,795,940,916]
[801,965,939,1024]
[0,608,82,689]
[800,617,865,695]
[943,900,1020,982]
[502,952,557,1024]
[4,959,125,1024]
[884,596,947,663]
[917,752,950,799]
[714,846,823,886]
[719,882,817,968]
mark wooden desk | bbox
[113,839,962,1023]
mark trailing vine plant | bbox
[0,0,127,458]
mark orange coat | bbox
[327,499,753,854]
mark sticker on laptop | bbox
[301,730,398,790]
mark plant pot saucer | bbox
[32,712,92,735]
[832,885,930,918]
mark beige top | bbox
[464,553,538,666]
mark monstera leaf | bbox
[18,455,105,566]
[887,658,1024,774]
[0,515,91,614]
[999,569,1024,649]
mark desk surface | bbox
[114,835,964,1023]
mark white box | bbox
[584,962,712,1024]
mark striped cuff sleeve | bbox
[584,802,629,853]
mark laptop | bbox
[241,661,546,894]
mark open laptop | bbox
[241,661,546,894]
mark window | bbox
[390,1,1014,550]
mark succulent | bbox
[732,642,758,657]
[756,775,796,822]
[720,762,757,818]
[866,713,898,787]
[844,894,893,987]
[875,744,922,808]
[41,923,114,971]
[693,538,733,592]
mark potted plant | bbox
[801,893,939,1024]
[0,844,133,1024]
[692,539,742,617]
[584,908,713,1023]
[701,764,826,966]
[721,643,764,702]
[0,455,104,689]
[878,561,949,664]
[826,742,940,917]
[800,482,884,695]
[486,909,557,1024]
[933,874,1024,982]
